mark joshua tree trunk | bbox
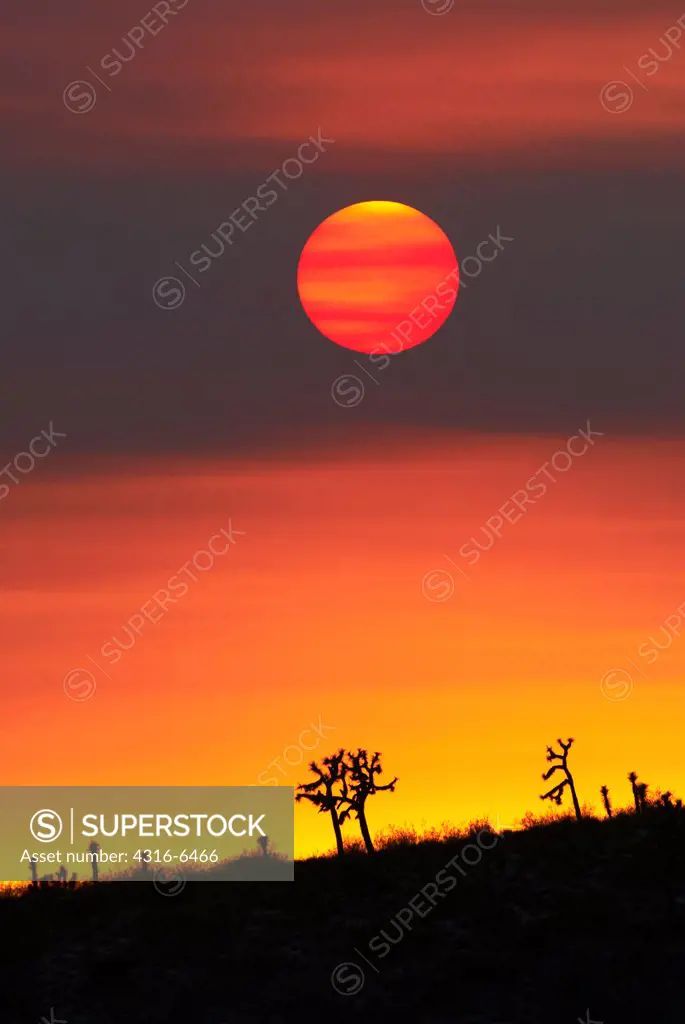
[330,809,344,857]
[628,772,641,813]
[357,804,375,854]
[567,770,582,822]
[89,841,100,882]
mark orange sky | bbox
[3,432,685,857]
[3,1,685,171]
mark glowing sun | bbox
[297,201,459,354]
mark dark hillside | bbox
[2,809,684,1023]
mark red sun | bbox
[297,201,459,355]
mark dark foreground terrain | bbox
[2,811,685,1023]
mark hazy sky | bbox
[2,0,684,453]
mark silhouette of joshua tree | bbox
[628,772,649,814]
[628,771,640,813]
[600,784,613,819]
[540,737,582,822]
[257,834,270,857]
[339,749,398,855]
[88,839,101,882]
[296,749,349,857]
[637,781,649,811]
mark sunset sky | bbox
[2,438,685,856]
[2,0,685,859]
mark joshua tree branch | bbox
[541,779,568,802]
[374,777,398,792]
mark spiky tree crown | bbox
[295,748,348,815]
[339,749,398,823]
[540,738,575,807]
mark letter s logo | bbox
[30,809,63,843]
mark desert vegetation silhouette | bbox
[539,737,582,821]
[296,747,397,855]
[16,736,685,888]
[11,736,685,1024]
[600,783,612,818]
[290,737,685,860]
